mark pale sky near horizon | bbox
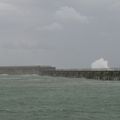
[0,0,120,68]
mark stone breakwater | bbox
[0,66,56,75]
[0,66,120,80]
[43,70,120,80]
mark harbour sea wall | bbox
[0,66,56,75]
[43,70,120,80]
[0,66,120,80]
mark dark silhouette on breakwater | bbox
[0,66,120,80]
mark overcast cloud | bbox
[0,0,120,68]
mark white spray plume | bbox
[91,58,109,69]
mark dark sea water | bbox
[0,75,120,120]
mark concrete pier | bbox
[43,70,120,80]
[0,66,119,80]
[0,66,56,75]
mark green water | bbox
[0,75,120,120]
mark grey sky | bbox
[0,0,120,68]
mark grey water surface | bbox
[0,75,120,120]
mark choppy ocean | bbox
[0,75,120,120]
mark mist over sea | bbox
[0,75,120,120]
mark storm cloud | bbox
[0,0,120,68]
